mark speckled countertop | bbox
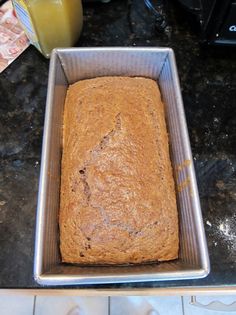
[0,0,236,288]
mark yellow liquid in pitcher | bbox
[27,0,83,57]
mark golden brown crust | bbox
[59,76,179,264]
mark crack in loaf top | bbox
[59,76,179,265]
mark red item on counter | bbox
[0,0,29,73]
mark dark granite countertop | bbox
[0,0,236,289]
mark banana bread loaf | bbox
[59,76,179,264]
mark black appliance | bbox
[178,0,236,45]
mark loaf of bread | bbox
[59,76,179,264]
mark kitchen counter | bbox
[0,0,236,289]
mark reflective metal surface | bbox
[34,47,210,285]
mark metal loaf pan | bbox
[34,47,210,286]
